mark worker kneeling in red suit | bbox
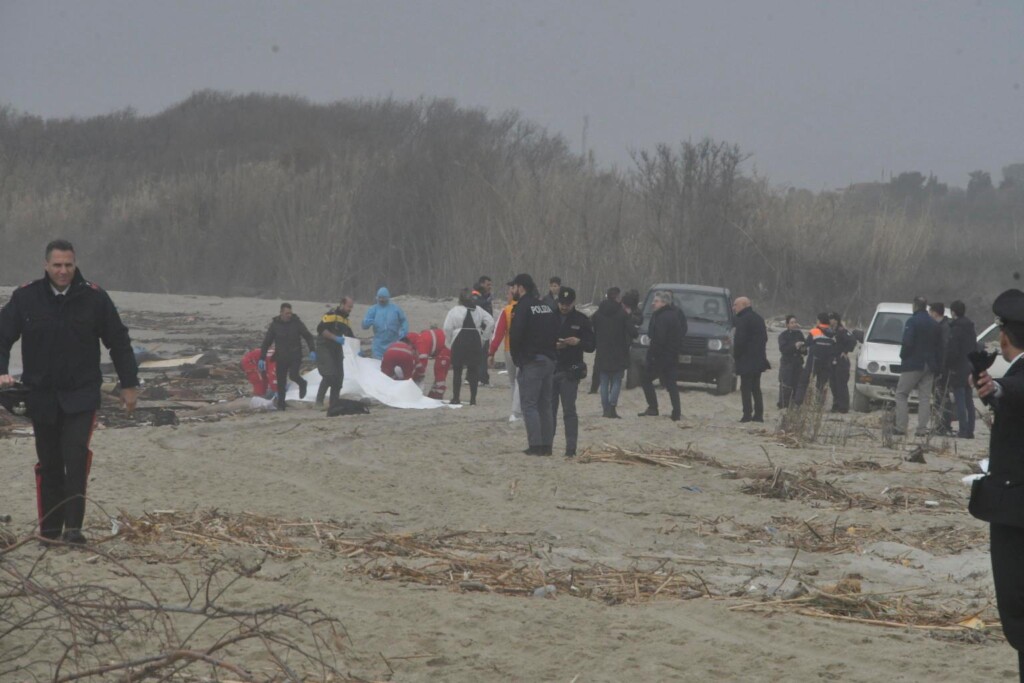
[410,328,451,399]
[381,337,418,381]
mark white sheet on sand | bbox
[284,337,453,410]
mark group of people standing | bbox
[892,297,978,438]
[777,311,857,414]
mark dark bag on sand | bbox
[969,475,1024,528]
[326,399,370,417]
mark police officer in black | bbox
[508,273,560,456]
[828,312,856,413]
[551,287,595,457]
[777,315,806,409]
[0,240,139,544]
[315,296,355,409]
[975,289,1024,681]
[260,303,316,411]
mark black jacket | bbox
[778,329,806,367]
[834,325,857,355]
[509,292,560,367]
[733,307,770,375]
[899,310,940,372]
[646,305,687,370]
[0,270,139,420]
[261,314,315,362]
[591,299,637,373]
[947,316,977,384]
[934,318,951,375]
[555,307,596,372]
[990,360,1024,483]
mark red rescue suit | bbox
[241,348,277,397]
[411,328,451,399]
[381,339,417,381]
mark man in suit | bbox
[732,297,770,422]
[975,288,1024,680]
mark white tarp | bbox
[284,337,453,410]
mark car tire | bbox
[852,390,871,413]
[714,367,735,396]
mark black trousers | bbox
[551,372,580,454]
[316,373,342,408]
[830,356,851,412]
[991,523,1024,681]
[641,364,681,418]
[778,358,803,408]
[32,409,96,538]
[451,332,482,404]
[796,357,830,407]
[740,373,764,419]
[276,357,306,409]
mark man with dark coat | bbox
[829,312,856,413]
[638,290,686,421]
[947,299,977,438]
[551,287,596,457]
[473,276,494,386]
[732,297,770,422]
[508,273,560,456]
[0,239,139,544]
[795,313,837,407]
[974,288,1024,681]
[260,303,316,411]
[929,302,955,433]
[895,296,941,436]
[591,288,638,418]
[777,315,805,409]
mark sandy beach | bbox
[0,287,1016,681]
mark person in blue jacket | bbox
[362,287,409,359]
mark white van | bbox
[853,303,913,412]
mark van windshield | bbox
[867,312,910,345]
[643,290,730,324]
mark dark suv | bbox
[626,284,736,395]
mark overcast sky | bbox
[1,0,1021,189]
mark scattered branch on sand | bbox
[0,541,356,682]
[109,510,706,605]
[730,581,998,634]
[577,444,721,469]
[739,467,961,512]
[696,515,987,555]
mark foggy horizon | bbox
[1,0,1022,190]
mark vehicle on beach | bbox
[626,283,736,395]
[853,302,997,413]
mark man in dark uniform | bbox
[551,287,596,457]
[508,273,560,456]
[829,312,856,413]
[260,303,316,411]
[732,296,770,422]
[315,296,355,409]
[795,312,836,407]
[638,290,686,421]
[976,288,1024,681]
[473,276,494,386]
[0,240,139,544]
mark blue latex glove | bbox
[334,336,346,345]
[257,359,266,372]
[309,351,317,362]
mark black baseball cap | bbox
[994,289,1024,326]
[558,286,576,304]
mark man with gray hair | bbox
[895,296,940,436]
[638,291,686,421]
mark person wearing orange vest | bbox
[795,312,836,406]
[488,283,522,422]
[411,327,451,399]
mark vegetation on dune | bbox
[1,91,1022,321]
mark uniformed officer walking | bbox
[975,288,1024,680]
[0,240,139,544]
[551,287,596,457]
[508,273,560,456]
